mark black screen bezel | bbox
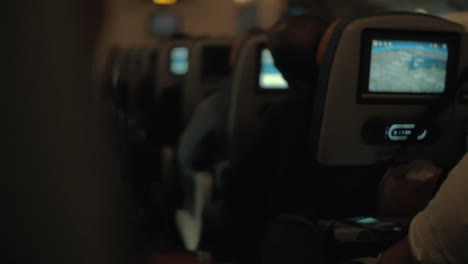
[200,45,232,84]
[255,44,290,94]
[358,29,460,103]
[169,45,189,76]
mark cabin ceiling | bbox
[288,0,468,15]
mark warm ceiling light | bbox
[233,0,254,4]
[415,8,428,14]
[153,0,178,5]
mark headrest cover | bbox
[316,21,339,66]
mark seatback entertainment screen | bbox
[150,13,180,36]
[359,30,459,101]
[259,49,288,90]
[369,40,448,94]
[170,46,189,75]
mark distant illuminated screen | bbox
[369,40,448,94]
[259,49,288,89]
[150,13,180,35]
[287,4,311,16]
[170,47,189,75]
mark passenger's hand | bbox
[377,160,443,218]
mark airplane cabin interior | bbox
[3,0,468,264]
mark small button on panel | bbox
[386,124,428,142]
[362,118,439,145]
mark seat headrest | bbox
[182,37,234,125]
[155,39,193,99]
[316,21,340,66]
[309,12,468,167]
[228,35,291,163]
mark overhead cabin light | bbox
[233,0,255,4]
[415,8,428,14]
[153,0,178,6]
